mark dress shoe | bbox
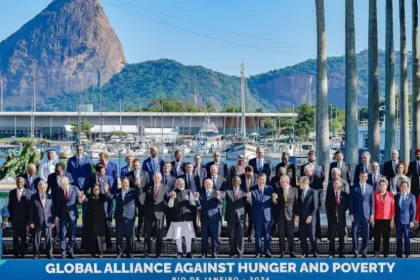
[47,255,54,259]
[301,254,309,258]
[61,252,66,259]
[126,254,133,259]
[229,255,235,258]
[383,254,389,258]
[362,254,367,258]
[313,253,318,258]
[33,255,39,260]
[255,254,261,258]
[144,253,149,258]
[116,253,123,259]
[156,254,161,259]
[201,254,207,258]
[279,253,284,258]
[374,252,379,258]
[186,252,193,258]
[90,254,96,258]
[265,252,272,258]
[211,254,218,259]
[176,253,182,259]
[328,254,335,258]
[99,254,103,259]
[68,253,76,259]
[290,253,297,258]
[339,254,346,258]
[238,255,243,258]
[19,254,25,259]
[354,254,359,258]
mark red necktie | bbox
[335,192,339,204]
[41,196,46,208]
[234,189,238,199]
[154,186,159,198]
[65,190,69,200]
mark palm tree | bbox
[385,0,396,161]
[400,0,409,161]
[412,0,420,156]
[368,0,380,163]
[345,0,358,174]
[315,0,330,180]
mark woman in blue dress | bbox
[0,197,10,259]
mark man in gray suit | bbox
[29,181,58,259]
[272,175,299,258]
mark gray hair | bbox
[331,167,341,175]
[362,151,371,158]
[204,178,213,186]
[125,154,134,161]
[153,172,162,178]
[304,164,314,172]
[299,176,310,186]
[37,180,48,188]
[28,164,36,170]
[59,176,70,186]
[280,175,290,183]
[176,178,185,187]
[232,175,242,184]
[210,164,219,172]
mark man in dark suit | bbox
[56,176,80,259]
[272,175,298,258]
[367,161,385,192]
[249,147,271,178]
[120,154,134,179]
[29,181,58,259]
[275,152,297,187]
[183,162,202,193]
[142,146,164,182]
[171,150,185,178]
[300,150,317,176]
[328,151,351,184]
[298,176,318,258]
[209,164,227,191]
[47,163,73,205]
[327,168,350,195]
[382,150,401,183]
[8,177,31,258]
[162,161,176,191]
[326,179,349,258]
[353,151,372,185]
[196,179,222,258]
[304,164,324,240]
[221,176,249,258]
[18,164,41,194]
[395,181,416,258]
[249,173,273,258]
[408,148,420,199]
[141,172,168,258]
[110,177,140,259]
[66,144,92,190]
[349,170,374,258]
[240,166,257,241]
[205,151,228,180]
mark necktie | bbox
[18,191,21,202]
[373,175,376,186]
[234,189,238,199]
[363,165,367,172]
[163,175,167,185]
[362,185,365,195]
[247,179,251,192]
[65,190,69,200]
[207,191,210,199]
[187,174,191,187]
[78,157,81,168]
[260,188,264,198]
[41,195,45,208]
[213,177,216,185]
[284,188,288,202]
[393,162,396,174]
[154,186,159,198]
[335,192,339,204]
[302,191,306,202]
[259,159,263,172]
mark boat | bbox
[108,135,121,144]
[195,118,223,151]
[87,141,108,159]
[225,143,256,159]
[78,133,90,145]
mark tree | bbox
[345,0,358,172]
[385,0,396,161]
[296,104,315,141]
[368,0,380,163]
[315,0,330,181]
[114,131,127,137]
[412,0,420,155]
[400,0,410,161]
[69,121,94,139]
[0,141,41,180]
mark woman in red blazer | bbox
[373,178,395,258]
[416,195,420,221]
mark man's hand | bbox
[29,223,34,229]
[215,191,220,199]
[104,184,110,193]
[171,191,176,199]
[194,192,200,199]
[135,178,141,185]
[350,215,354,222]
[1,222,6,230]
[272,193,278,200]
[390,219,395,229]
[294,216,299,224]
[306,216,312,224]
[369,215,374,223]
[410,222,414,229]
[245,192,251,199]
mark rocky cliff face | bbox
[0,0,126,110]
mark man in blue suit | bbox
[29,181,58,259]
[349,170,374,258]
[395,181,416,258]
[142,146,164,182]
[249,173,273,258]
[18,164,41,194]
[56,176,80,259]
[196,178,222,258]
[367,162,385,192]
[162,162,176,191]
[298,176,319,258]
[171,150,185,178]
[120,154,134,179]
[99,152,118,191]
[66,144,92,190]
[248,147,271,178]
[110,178,140,259]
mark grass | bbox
[0,137,31,142]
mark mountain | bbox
[0,0,126,110]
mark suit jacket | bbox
[300,163,325,180]
[125,170,149,190]
[209,176,227,191]
[273,186,299,221]
[66,155,92,189]
[56,185,80,221]
[367,173,386,192]
[47,172,74,201]
[196,189,223,222]
[382,160,402,182]
[162,173,176,192]
[309,166,325,190]
[395,193,416,225]
[353,163,372,185]
[193,167,207,190]
[111,188,140,221]
[298,188,318,220]
[408,160,420,196]
[229,165,245,185]
[223,188,248,223]
[103,161,118,190]
[374,192,395,220]
[326,190,349,224]
[326,179,350,197]
[389,175,410,195]
[328,161,351,184]
[349,183,375,221]
[8,188,31,228]
[205,161,228,180]
[250,185,273,222]
[120,165,133,179]
[142,157,164,181]
[170,188,196,222]
[82,174,115,194]
[171,160,185,178]
[249,157,271,178]
[141,183,168,220]
[29,193,55,228]
[240,174,257,193]
[275,162,297,187]
[182,173,202,193]
[18,173,41,193]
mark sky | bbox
[0,0,416,76]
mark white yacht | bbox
[195,118,223,151]
[87,141,108,159]
[225,143,257,159]
[108,135,121,144]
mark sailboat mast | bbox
[240,63,246,140]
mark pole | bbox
[0,74,3,112]
[33,64,36,112]
[99,69,103,141]
[240,63,246,140]
[78,91,81,142]
[119,99,122,143]
[292,103,295,144]
[161,94,164,159]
